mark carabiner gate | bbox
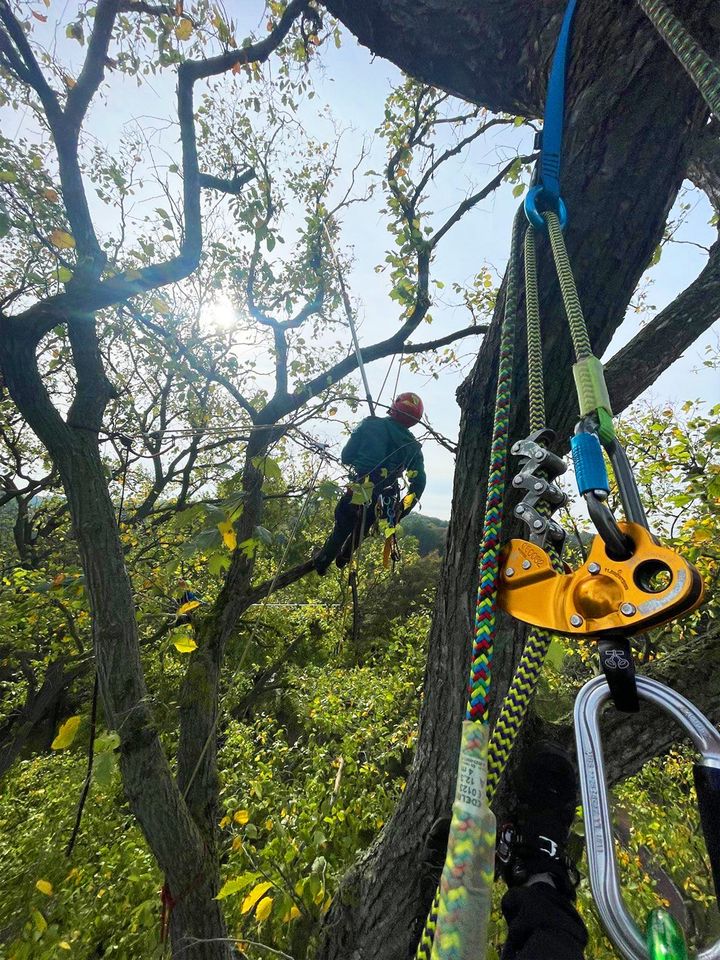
[575,674,720,960]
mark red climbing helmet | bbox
[389,392,424,427]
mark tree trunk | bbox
[0,657,89,782]
[317,3,718,957]
[0,330,235,959]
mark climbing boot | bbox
[313,553,330,576]
[496,740,580,898]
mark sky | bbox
[282,26,720,518]
[6,6,719,519]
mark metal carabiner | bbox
[575,674,720,960]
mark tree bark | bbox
[0,329,234,959]
[317,3,719,957]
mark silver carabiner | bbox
[574,674,720,960]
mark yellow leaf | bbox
[241,881,273,914]
[31,908,47,933]
[49,229,75,249]
[177,600,200,616]
[219,816,230,829]
[63,74,77,89]
[35,880,53,896]
[51,715,81,750]
[59,943,71,951]
[233,809,249,825]
[264,818,273,831]
[0,170,17,183]
[175,17,193,40]
[150,296,171,315]
[282,905,301,922]
[218,519,237,551]
[255,896,273,921]
[232,836,243,851]
[173,635,197,654]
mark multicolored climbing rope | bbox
[467,207,526,724]
[415,208,526,960]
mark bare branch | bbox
[429,154,535,250]
[131,309,258,421]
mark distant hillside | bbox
[401,512,448,556]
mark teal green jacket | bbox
[341,416,426,500]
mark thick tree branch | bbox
[199,168,256,195]
[64,0,119,130]
[403,323,488,354]
[0,1,61,119]
[242,559,316,608]
[605,233,720,414]
[183,0,310,82]
[687,120,720,213]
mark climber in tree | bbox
[314,393,426,575]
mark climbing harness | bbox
[575,675,720,960]
[416,1,718,957]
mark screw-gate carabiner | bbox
[574,674,720,960]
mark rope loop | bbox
[524,185,568,232]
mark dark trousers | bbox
[317,482,399,570]
[501,884,588,960]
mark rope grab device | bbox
[415,3,720,959]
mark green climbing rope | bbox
[524,228,545,433]
[544,211,592,362]
[637,0,720,122]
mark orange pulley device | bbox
[498,522,704,638]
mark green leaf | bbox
[215,873,259,901]
[252,456,283,483]
[254,525,272,546]
[94,730,120,752]
[93,750,117,788]
[545,637,566,672]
